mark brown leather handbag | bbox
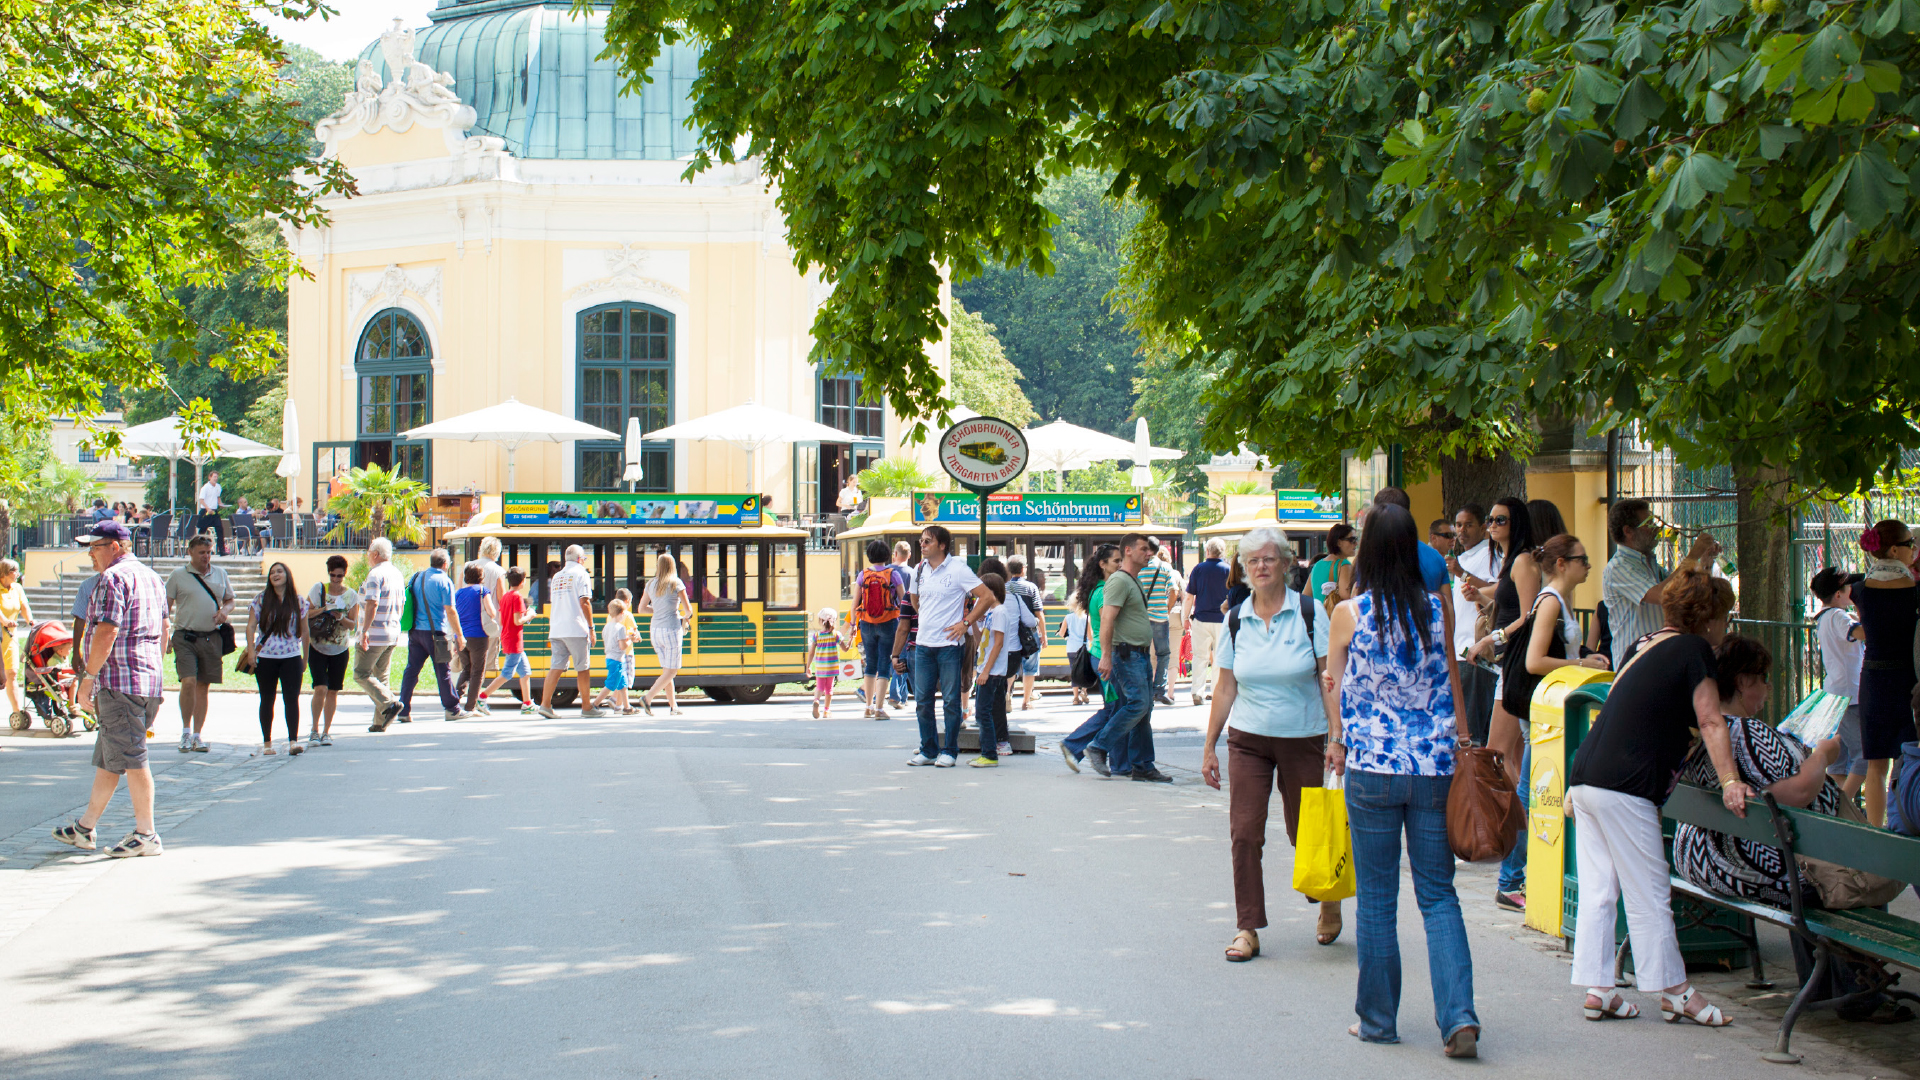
[1447,705,1524,862]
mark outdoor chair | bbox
[266,512,292,549]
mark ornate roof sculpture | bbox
[349,2,699,161]
[315,19,480,158]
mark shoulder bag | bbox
[188,572,237,656]
[1796,795,1909,909]
[411,573,452,665]
[1499,593,1565,716]
[1449,603,1525,861]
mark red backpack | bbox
[858,567,899,623]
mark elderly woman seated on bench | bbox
[1674,634,1913,1024]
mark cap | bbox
[1810,566,1863,602]
[75,520,132,545]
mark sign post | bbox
[935,416,1030,570]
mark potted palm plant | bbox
[324,464,428,544]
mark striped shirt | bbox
[1602,547,1667,669]
[1140,559,1179,623]
[360,562,405,647]
[85,553,167,697]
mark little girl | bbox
[600,597,635,715]
[593,589,642,712]
[804,607,849,719]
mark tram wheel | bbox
[553,688,578,708]
[731,684,775,704]
[701,686,736,703]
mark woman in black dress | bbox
[1467,495,1539,780]
[1853,518,1918,826]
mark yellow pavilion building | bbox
[285,1,945,516]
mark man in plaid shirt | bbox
[53,521,170,858]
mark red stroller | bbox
[14,622,94,738]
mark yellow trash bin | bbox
[1523,666,1613,936]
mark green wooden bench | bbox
[1658,782,1920,1063]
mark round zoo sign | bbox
[937,416,1029,490]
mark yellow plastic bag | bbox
[1292,771,1356,903]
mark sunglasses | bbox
[1487,516,1510,526]
[1433,532,1455,540]
[1568,554,1591,564]
[1893,539,1916,550]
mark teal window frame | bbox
[576,301,673,492]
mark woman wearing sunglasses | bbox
[1854,518,1919,826]
[1466,496,1539,782]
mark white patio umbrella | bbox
[118,416,281,511]
[640,400,861,499]
[401,396,621,490]
[622,416,644,491]
[273,398,302,507]
[1131,417,1155,489]
[1023,418,1182,488]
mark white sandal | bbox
[1661,986,1730,1027]
[1584,988,1640,1020]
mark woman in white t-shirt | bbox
[637,553,693,716]
[304,554,361,747]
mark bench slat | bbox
[1663,783,1920,884]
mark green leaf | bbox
[1704,90,1729,123]
[1671,151,1736,209]
[1862,60,1902,94]
[1843,149,1909,229]
[1799,25,1859,92]
[1803,155,1856,230]
[1759,124,1804,159]
[1791,81,1844,126]
[1837,79,1877,123]
[1570,64,1624,117]
[1611,76,1666,140]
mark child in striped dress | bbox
[805,607,849,719]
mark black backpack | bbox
[1227,592,1316,652]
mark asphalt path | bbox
[0,690,1907,1079]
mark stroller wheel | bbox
[8,710,28,732]
[48,714,71,738]
[81,710,98,732]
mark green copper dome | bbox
[358,2,698,161]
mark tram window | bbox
[769,542,802,609]
[696,542,740,610]
[609,543,631,603]
[741,543,761,602]
[1034,541,1071,603]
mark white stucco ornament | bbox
[314,19,479,158]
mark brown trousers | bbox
[1228,727,1327,931]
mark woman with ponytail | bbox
[1466,496,1540,783]
[1853,518,1918,826]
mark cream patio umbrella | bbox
[401,397,622,490]
[118,416,282,511]
[639,400,861,499]
[1023,418,1182,490]
[274,398,302,507]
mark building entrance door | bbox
[819,442,849,514]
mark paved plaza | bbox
[1,690,1915,1079]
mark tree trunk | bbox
[1440,447,1527,517]
[1734,462,1793,623]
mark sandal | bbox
[1224,929,1258,962]
[1661,986,1730,1027]
[1444,1025,1479,1058]
[1584,988,1640,1020]
[1316,901,1343,946]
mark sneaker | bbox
[968,756,998,768]
[321,733,334,746]
[934,753,957,768]
[520,704,537,715]
[52,821,95,851]
[1155,693,1176,707]
[178,730,191,753]
[191,733,209,752]
[306,734,321,749]
[997,741,1013,757]
[1086,747,1111,777]
[872,708,889,721]
[581,707,607,718]
[444,710,465,722]
[536,705,558,719]
[1131,767,1174,783]
[854,688,867,703]
[474,702,492,716]
[1059,743,1081,773]
[396,713,412,723]
[1494,890,1526,912]
[106,831,162,858]
[907,752,936,766]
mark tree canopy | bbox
[0,2,350,459]
[595,0,1920,495]
[948,299,1037,426]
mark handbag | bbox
[1499,594,1558,716]
[1292,770,1356,902]
[1796,795,1909,909]
[1447,651,1524,861]
[1069,647,1099,689]
[187,571,237,655]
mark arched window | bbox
[577,302,672,492]
[797,365,885,515]
[354,308,433,483]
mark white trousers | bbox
[1566,784,1686,992]
[1188,620,1222,699]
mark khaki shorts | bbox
[93,688,160,773]
[549,636,591,673]
[174,630,224,684]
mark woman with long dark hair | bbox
[1061,544,1123,771]
[1467,495,1539,779]
[244,562,310,756]
[1527,499,1567,545]
[1324,504,1477,1056]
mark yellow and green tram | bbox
[833,493,1184,679]
[448,493,817,704]
[1194,490,1344,564]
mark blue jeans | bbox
[975,674,1008,759]
[860,618,897,674]
[913,644,966,759]
[1064,693,1110,760]
[1093,646,1154,775]
[1149,619,1172,696]
[889,667,911,704]
[399,629,458,716]
[1497,743,1532,892]
[1345,769,1478,1044]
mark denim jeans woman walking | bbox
[1323,504,1478,1058]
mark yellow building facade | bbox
[285,4,943,518]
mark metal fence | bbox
[1731,618,1822,725]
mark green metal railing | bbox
[1730,617,1822,725]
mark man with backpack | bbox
[396,548,465,723]
[856,539,903,720]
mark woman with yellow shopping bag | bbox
[1200,527,1343,962]
[1322,505,1480,1059]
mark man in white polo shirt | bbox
[891,525,994,767]
[538,544,603,719]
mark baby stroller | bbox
[16,622,93,738]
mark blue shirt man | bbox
[1185,554,1230,625]
[398,551,463,720]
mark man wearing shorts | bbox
[354,537,406,731]
[538,544,603,719]
[54,521,169,857]
[164,535,232,752]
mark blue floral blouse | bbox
[1340,591,1458,776]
